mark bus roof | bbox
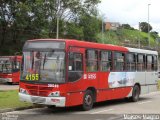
[26,39,128,52]
[126,47,158,55]
[26,39,158,54]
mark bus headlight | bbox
[48,91,60,97]
[19,88,29,95]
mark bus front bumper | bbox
[19,93,66,107]
[0,78,12,83]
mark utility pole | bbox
[56,0,60,39]
[101,15,106,44]
[138,22,141,48]
[148,4,151,48]
[101,18,104,43]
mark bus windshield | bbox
[0,59,12,73]
[21,50,65,83]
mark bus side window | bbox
[86,50,98,72]
[137,54,145,71]
[68,52,83,82]
[100,51,112,71]
[13,61,20,72]
[114,52,125,71]
[146,55,152,71]
[152,55,158,71]
[126,53,136,71]
[16,62,20,70]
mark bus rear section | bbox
[19,39,159,110]
[0,56,22,84]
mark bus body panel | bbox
[12,71,21,83]
[0,73,12,82]
[127,47,158,95]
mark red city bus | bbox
[0,56,22,84]
[19,39,158,110]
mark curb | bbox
[0,108,15,113]
[0,105,44,113]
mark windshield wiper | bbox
[43,54,47,70]
[4,61,9,72]
[31,51,34,69]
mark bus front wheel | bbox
[47,105,55,109]
[82,90,94,111]
[131,85,140,102]
[7,82,13,85]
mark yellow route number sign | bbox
[25,74,39,81]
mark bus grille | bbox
[25,85,53,97]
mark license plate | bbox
[31,96,46,103]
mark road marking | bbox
[138,101,152,105]
[90,109,114,114]
[107,116,123,120]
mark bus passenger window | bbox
[86,50,98,72]
[152,55,158,71]
[13,61,20,72]
[137,54,145,71]
[114,52,125,71]
[68,53,83,82]
[146,55,152,71]
[100,51,112,71]
[126,53,136,71]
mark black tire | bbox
[131,85,140,102]
[47,105,55,109]
[7,82,13,85]
[82,90,94,111]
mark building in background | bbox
[105,22,121,31]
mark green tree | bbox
[0,0,16,45]
[64,22,84,40]
[139,22,152,33]
[121,24,134,30]
[0,0,101,55]
[150,31,159,39]
[79,14,101,42]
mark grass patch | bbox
[97,28,156,47]
[0,90,32,109]
[158,80,160,90]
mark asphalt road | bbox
[1,91,160,120]
[0,84,19,91]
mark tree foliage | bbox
[79,14,101,42]
[121,24,134,30]
[139,22,152,33]
[150,31,159,39]
[0,0,101,55]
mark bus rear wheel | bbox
[131,85,140,102]
[82,90,94,111]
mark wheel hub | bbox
[85,95,92,106]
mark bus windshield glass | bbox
[21,41,66,83]
[0,58,12,73]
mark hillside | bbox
[0,28,159,56]
[97,28,158,49]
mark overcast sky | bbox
[98,0,160,33]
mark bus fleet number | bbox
[88,74,96,79]
[25,74,39,81]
